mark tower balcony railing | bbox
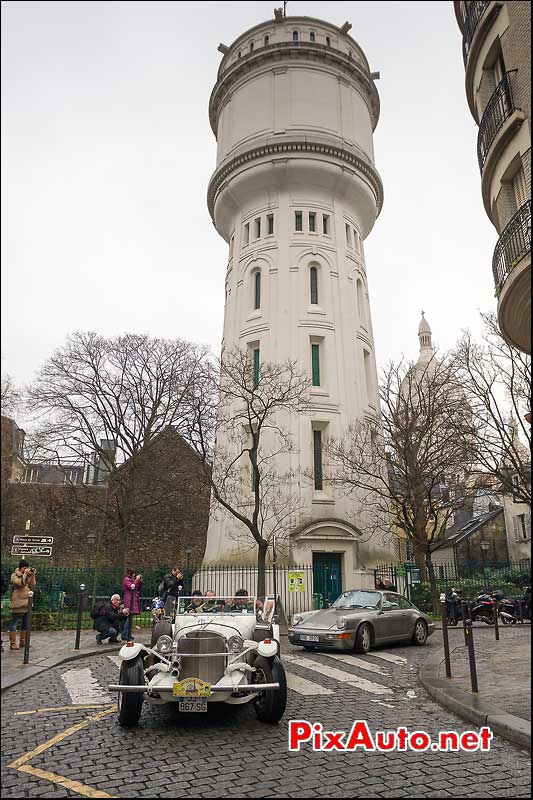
[477,73,516,173]
[493,201,531,293]
[462,1,490,64]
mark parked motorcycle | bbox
[470,591,496,625]
[490,589,517,625]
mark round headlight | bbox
[336,616,347,629]
[228,635,244,654]
[292,614,304,626]
[156,634,173,654]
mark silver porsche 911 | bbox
[288,589,435,654]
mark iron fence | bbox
[1,562,318,630]
[492,200,531,292]
[477,72,516,172]
[462,1,489,64]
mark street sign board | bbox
[11,545,52,557]
[13,536,54,545]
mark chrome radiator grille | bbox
[177,631,226,684]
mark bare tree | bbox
[1,373,22,416]
[325,355,477,609]
[191,347,311,596]
[25,332,210,568]
[453,312,531,507]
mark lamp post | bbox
[480,540,490,567]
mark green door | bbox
[312,553,343,607]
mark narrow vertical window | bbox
[311,343,320,386]
[254,217,261,239]
[309,212,316,232]
[249,41,254,52]
[253,348,260,386]
[295,211,303,231]
[229,234,234,259]
[309,31,316,42]
[345,223,352,246]
[310,267,318,305]
[353,228,359,251]
[264,35,270,46]
[322,214,330,235]
[326,36,331,46]
[313,430,323,490]
[292,30,299,42]
[244,223,250,245]
[254,271,261,310]
[363,349,373,403]
[267,213,274,235]
[356,279,365,324]
[238,51,242,58]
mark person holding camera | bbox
[121,568,143,641]
[9,559,37,650]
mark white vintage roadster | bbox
[109,596,287,727]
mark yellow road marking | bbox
[17,765,114,798]
[16,703,116,716]
[8,706,116,769]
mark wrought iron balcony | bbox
[462,1,490,64]
[477,73,515,172]
[493,201,531,292]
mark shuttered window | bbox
[513,168,527,208]
[253,348,260,386]
[254,271,261,309]
[311,344,320,386]
[310,267,318,305]
[313,430,323,490]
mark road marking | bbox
[370,699,396,708]
[284,654,393,696]
[61,667,112,705]
[285,670,334,696]
[8,706,115,770]
[322,653,389,676]
[368,652,407,665]
[17,765,114,798]
[16,704,114,716]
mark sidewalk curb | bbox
[418,647,531,752]
[1,642,124,693]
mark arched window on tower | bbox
[309,31,316,42]
[326,36,331,46]
[249,41,254,52]
[254,271,261,310]
[264,35,270,46]
[292,30,299,42]
[310,267,318,305]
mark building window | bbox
[515,514,531,541]
[363,349,373,403]
[326,36,331,47]
[356,279,365,324]
[313,430,323,490]
[295,211,303,231]
[229,234,234,259]
[322,214,330,235]
[254,271,261,310]
[238,50,242,58]
[244,222,250,245]
[264,35,270,46]
[249,41,254,52]
[292,30,299,42]
[253,348,260,386]
[309,212,316,232]
[311,343,321,386]
[267,213,274,235]
[345,223,352,246]
[513,167,527,208]
[310,267,318,305]
[353,228,359,252]
[309,31,316,42]
[254,217,261,239]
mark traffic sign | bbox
[13,535,54,545]
[11,545,52,557]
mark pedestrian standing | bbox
[121,568,143,641]
[9,560,37,651]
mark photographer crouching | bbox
[9,559,37,650]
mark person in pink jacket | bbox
[121,568,143,641]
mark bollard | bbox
[462,600,469,645]
[494,599,499,640]
[465,603,479,693]
[440,596,452,678]
[23,592,34,665]
[74,584,86,651]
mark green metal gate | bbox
[312,553,343,607]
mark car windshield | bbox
[331,591,380,609]
[176,596,256,615]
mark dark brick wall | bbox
[1,426,210,569]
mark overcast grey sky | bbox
[1,0,497,389]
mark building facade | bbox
[454,1,531,354]
[204,13,395,578]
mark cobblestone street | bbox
[1,630,530,798]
